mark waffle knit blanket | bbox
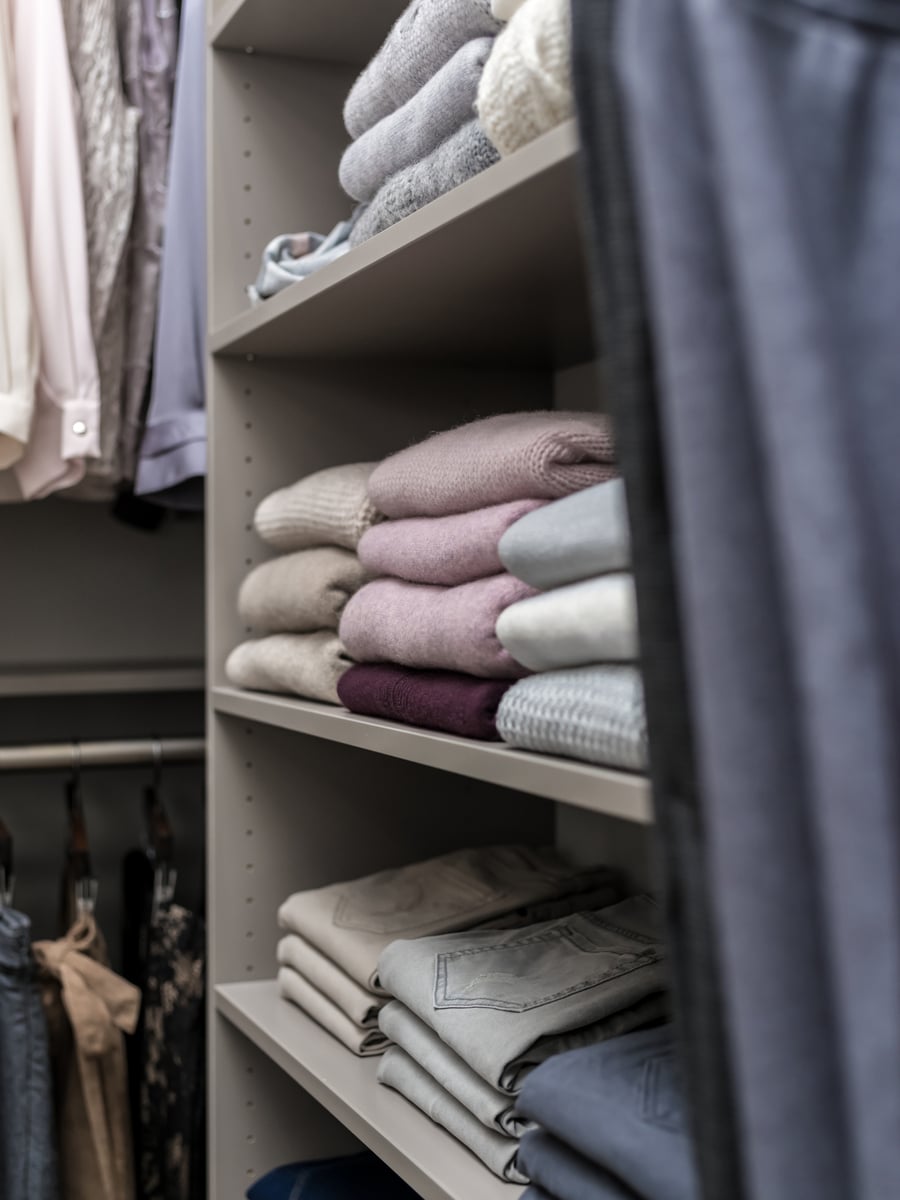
[225,632,352,704]
[368,411,616,518]
[254,463,382,552]
[477,0,573,157]
[497,573,639,671]
[338,664,512,739]
[238,547,368,634]
[497,665,648,771]
[349,119,499,247]
[340,39,492,204]
[340,574,535,678]
[359,499,546,586]
[344,0,502,139]
[499,479,630,589]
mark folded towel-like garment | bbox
[344,0,502,139]
[254,463,382,552]
[369,411,616,519]
[247,215,357,303]
[340,39,492,204]
[348,119,499,247]
[497,573,639,670]
[278,966,389,1057]
[500,479,630,589]
[337,664,511,739]
[477,0,573,157]
[225,632,352,704]
[238,547,368,634]
[359,499,546,586]
[497,665,648,771]
[340,574,535,678]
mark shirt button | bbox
[72,420,88,436]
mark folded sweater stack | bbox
[337,411,617,739]
[343,0,504,247]
[275,844,623,1058]
[494,479,648,771]
[225,463,382,704]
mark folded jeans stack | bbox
[343,0,504,247]
[274,844,623,1057]
[495,479,649,770]
[515,1025,699,1200]
[375,894,668,1181]
[225,463,382,704]
[338,411,617,738]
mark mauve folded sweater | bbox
[368,411,616,518]
[358,499,546,586]
[339,574,535,678]
[338,664,511,739]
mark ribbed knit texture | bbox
[359,499,546,586]
[476,0,572,157]
[338,664,511,739]
[496,573,639,671]
[340,574,536,678]
[349,120,499,247]
[344,0,502,139]
[368,411,616,518]
[499,479,630,589]
[225,632,352,704]
[497,665,648,771]
[254,463,382,552]
[238,547,368,634]
[340,38,492,204]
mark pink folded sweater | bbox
[339,574,537,678]
[358,499,547,586]
[368,411,617,518]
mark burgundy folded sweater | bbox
[338,664,511,740]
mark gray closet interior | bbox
[206,3,656,1198]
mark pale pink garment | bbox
[339,574,537,678]
[358,499,548,586]
[1,0,100,501]
[368,411,617,518]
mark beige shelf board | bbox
[217,980,525,1200]
[0,663,206,697]
[210,0,405,63]
[210,123,592,366]
[212,685,652,822]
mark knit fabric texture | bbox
[476,0,573,157]
[359,499,546,586]
[225,632,352,704]
[340,38,492,204]
[499,479,630,589]
[349,119,499,247]
[496,573,639,671]
[337,663,511,739]
[497,665,648,771]
[368,411,616,518]
[340,574,536,678]
[238,547,368,634]
[254,463,382,552]
[344,0,502,139]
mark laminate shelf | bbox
[213,685,652,823]
[0,663,206,697]
[217,980,524,1200]
[210,123,592,367]
[210,0,406,64]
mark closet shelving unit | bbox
[207,3,655,1198]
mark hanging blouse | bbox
[0,0,101,501]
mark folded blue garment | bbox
[246,1151,420,1200]
[515,1026,699,1200]
[519,1133,642,1200]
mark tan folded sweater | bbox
[238,548,368,634]
[225,633,352,704]
[254,463,382,552]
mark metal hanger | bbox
[145,739,177,922]
[66,743,98,917]
[0,816,14,908]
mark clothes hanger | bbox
[145,739,177,923]
[0,816,14,908]
[66,742,98,918]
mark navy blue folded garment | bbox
[520,1134,642,1200]
[515,1026,699,1200]
[247,1151,420,1200]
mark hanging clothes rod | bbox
[0,736,205,773]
